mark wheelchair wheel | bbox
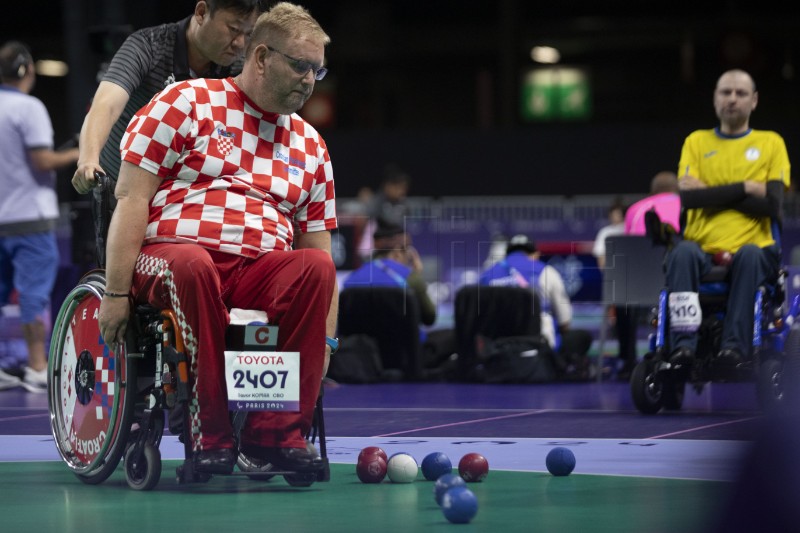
[124,443,161,491]
[631,359,664,414]
[662,380,685,411]
[757,358,784,410]
[284,473,315,487]
[48,273,137,485]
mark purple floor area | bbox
[319,381,760,441]
[0,380,761,443]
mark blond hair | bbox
[247,2,330,56]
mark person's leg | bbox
[231,249,335,453]
[721,244,780,360]
[11,232,58,391]
[615,305,638,368]
[558,328,593,379]
[132,243,236,454]
[0,237,22,390]
[665,240,710,358]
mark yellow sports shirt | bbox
[678,128,791,253]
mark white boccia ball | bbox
[387,453,418,483]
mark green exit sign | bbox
[521,68,592,121]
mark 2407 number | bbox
[233,369,289,389]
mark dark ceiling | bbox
[2,1,799,198]
[4,1,799,135]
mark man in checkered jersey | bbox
[98,3,337,475]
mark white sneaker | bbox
[22,366,47,393]
[0,368,21,391]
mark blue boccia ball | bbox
[441,486,478,524]
[421,452,453,481]
[434,473,466,505]
[546,447,576,476]
[248,321,268,325]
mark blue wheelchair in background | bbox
[629,216,800,414]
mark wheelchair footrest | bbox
[176,457,329,485]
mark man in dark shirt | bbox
[71,2,263,265]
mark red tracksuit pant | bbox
[131,243,335,452]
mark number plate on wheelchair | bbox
[224,350,300,411]
[668,291,702,332]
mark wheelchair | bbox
[630,259,800,415]
[47,174,329,490]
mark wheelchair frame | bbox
[630,266,800,414]
[47,173,330,490]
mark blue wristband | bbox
[325,336,339,354]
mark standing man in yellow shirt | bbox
[666,69,790,370]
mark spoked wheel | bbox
[631,359,665,414]
[124,443,161,491]
[48,272,137,485]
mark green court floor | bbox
[2,461,729,532]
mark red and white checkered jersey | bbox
[120,77,337,258]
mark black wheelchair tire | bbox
[757,358,784,411]
[631,359,664,414]
[124,443,162,491]
[662,380,685,411]
[284,473,315,487]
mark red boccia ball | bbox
[358,446,388,464]
[458,453,489,482]
[357,455,387,483]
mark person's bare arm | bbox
[295,230,338,376]
[28,146,79,172]
[98,161,161,345]
[72,82,130,193]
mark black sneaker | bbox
[668,347,694,368]
[716,348,743,367]
[193,448,236,475]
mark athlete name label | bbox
[224,350,300,411]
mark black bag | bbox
[477,335,558,383]
[327,334,384,384]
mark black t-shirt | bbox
[99,16,243,179]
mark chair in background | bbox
[597,235,667,381]
[454,285,541,382]
[337,286,423,380]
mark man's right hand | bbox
[98,296,131,347]
[73,163,105,194]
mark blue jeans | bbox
[665,240,780,357]
[0,231,58,324]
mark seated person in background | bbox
[479,235,592,377]
[666,69,790,369]
[97,3,337,475]
[613,171,680,380]
[343,224,436,327]
[367,163,412,229]
[625,171,681,236]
